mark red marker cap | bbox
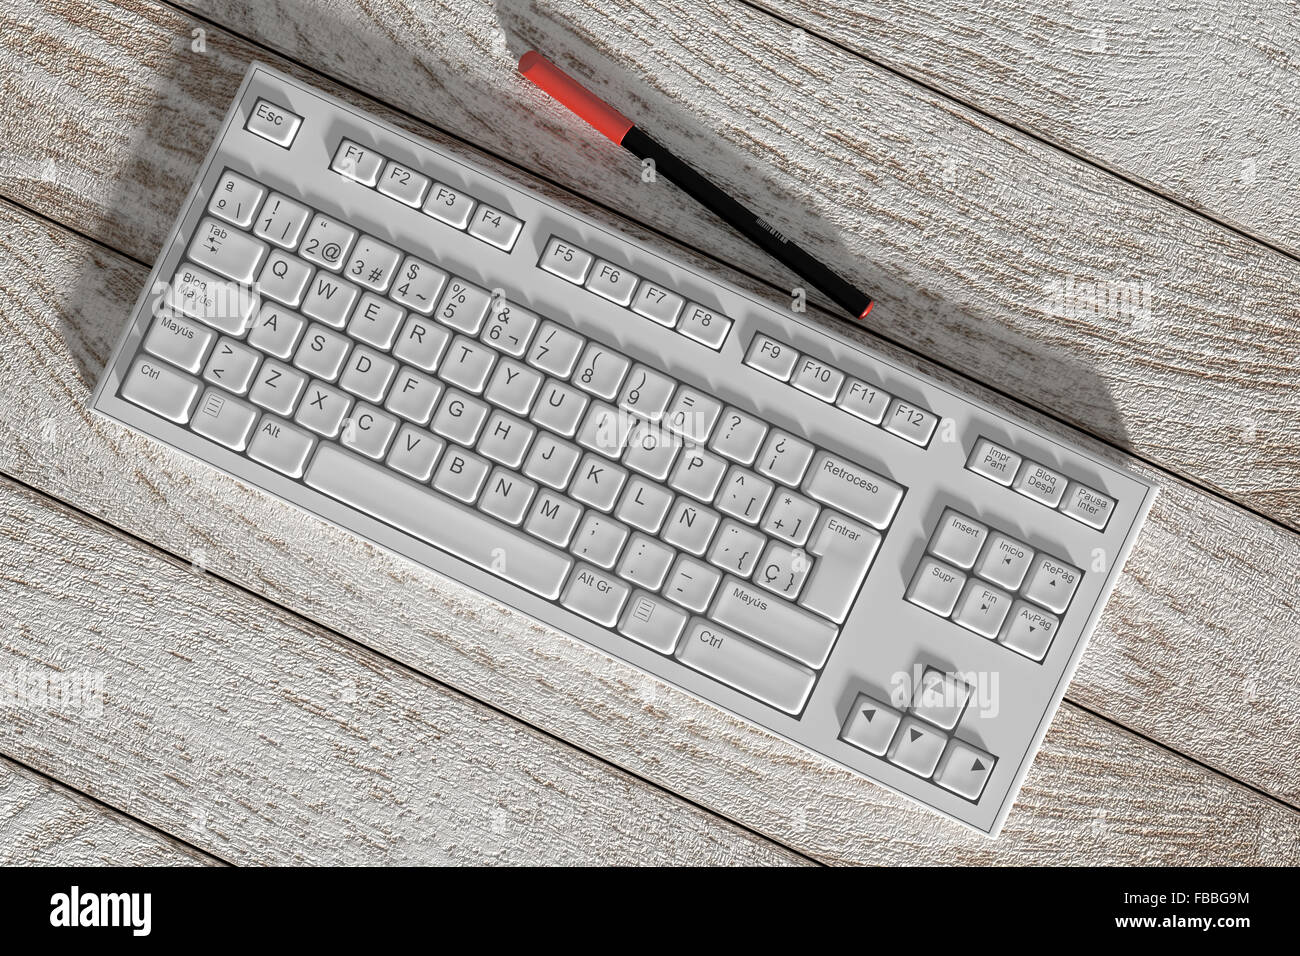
[518,50,634,145]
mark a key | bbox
[120,356,200,423]
[538,237,594,285]
[190,388,258,451]
[715,466,774,524]
[188,217,267,283]
[569,513,630,569]
[664,555,721,613]
[253,192,312,249]
[305,444,572,599]
[330,138,384,186]
[584,259,639,306]
[790,356,844,402]
[526,321,585,378]
[708,408,768,465]
[617,364,676,421]
[884,398,938,446]
[301,272,361,329]
[840,693,903,756]
[347,293,405,350]
[293,324,353,381]
[476,411,535,469]
[569,452,628,511]
[431,390,489,446]
[384,368,443,425]
[755,429,814,486]
[143,313,215,374]
[1013,459,1068,506]
[165,264,259,336]
[836,377,890,424]
[661,499,721,556]
[247,304,306,359]
[478,467,537,526]
[760,490,820,547]
[435,278,493,334]
[929,509,988,569]
[202,337,261,395]
[432,446,491,503]
[248,359,307,416]
[668,446,728,502]
[887,717,947,778]
[343,404,400,460]
[803,451,903,529]
[743,334,798,381]
[629,282,684,327]
[524,490,583,547]
[484,359,542,416]
[386,424,444,482]
[439,336,497,393]
[904,556,965,617]
[707,520,765,576]
[675,619,815,716]
[247,415,315,478]
[422,181,478,229]
[208,169,265,228]
[392,315,452,372]
[339,345,397,402]
[676,302,732,350]
[664,387,722,443]
[710,575,837,668]
[377,160,431,207]
[911,668,972,730]
[615,534,675,590]
[294,379,353,438]
[256,250,313,306]
[619,591,688,653]
[753,540,814,602]
[795,512,878,624]
[467,203,523,251]
[560,564,629,626]
[523,434,581,489]
[344,235,402,293]
[299,214,358,271]
[389,255,448,315]
[572,343,630,401]
[480,300,540,357]
[975,532,1035,590]
[1022,555,1082,614]
[1000,600,1060,661]
[934,741,996,801]
[953,579,1014,638]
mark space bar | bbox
[305,444,573,599]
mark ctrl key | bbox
[120,356,200,423]
[934,740,996,801]
[675,619,815,715]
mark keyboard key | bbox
[435,278,493,334]
[1013,460,1067,507]
[343,404,399,460]
[572,343,630,400]
[305,444,572,599]
[668,447,728,501]
[330,138,384,186]
[707,520,766,577]
[839,693,903,756]
[561,564,630,626]
[708,408,768,465]
[256,250,313,306]
[934,741,996,800]
[190,388,257,451]
[299,214,357,271]
[166,265,259,336]
[905,557,964,616]
[478,467,537,525]
[803,451,903,529]
[836,377,890,424]
[439,336,497,393]
[527,321,585,378]
[569,452,627,510]
[910,668,971,730]
[468,203,523,251]
[376,160,431,207]
[616,534,675,590]
[385,368,443,425]
[422,181,477,229]
[301,272,361,329]
[248,359,306,415]
[386,425,444,482]
[1000,600,1059,661]
[431,390,489,446]
[179,232,252,301]
[760,490,820,546]
[480,300,540,357]
[202,337,261,394]
[664,387,722,443]
[247,415,315,477]
[928,509,988,569]
[799,512,878,622]
[790,356,844,402]
[675,619,815,715]
[294,380,353,438]
[524,490,583,547]
[661,499,721,556]
[569,514,629,570]
[629,281,684,327]
[522,438,580,497]
[715,466,774,523]
[531,381,588,438]
[677,302,732,350]
[244,98,302,147]
[253,192,312,249]
[619,590,687,653]
[585,258,639,305]
[120,356,200,423]
[1022,554,1082,614]
[622,422,682,481]
[575,402,633,459]
[484,359,542,415]
[344,235,403,292]
[538,236,594,284]
[390,256,448,314]
[339,345,397,402]
[884,398,938,446]
[392,315,452,372]
[347,293,405,350]
[293,324,352,381]
[966,437,1021,486]
[143,314,215,374]
[743,334,798,381]
[664,555,721,612]
[617,364,677,421]
[208,169,265,228]
[711,575,837,668]
[432,446,490,502]
[755,429,814,486]
[247,304,305,359]
[1060,481,1116,530]
[976,532,1034,590]
[887,717,946,777]
[953,578,1014,638]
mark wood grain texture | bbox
[0,477,807,866]
[753,0,1300,258]
[0,757,218,866]
[132,0,1300,529]
[0,202,1296,864]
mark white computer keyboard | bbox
[92,63,1155,836]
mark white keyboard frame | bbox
[92,63,1156,836]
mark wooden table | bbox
[1,0,1296,865]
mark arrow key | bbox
[839,692,902,756]
[935,739,997,801]
[887,717,948,777]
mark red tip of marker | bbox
[518,50,635,145]
[859,302,874,319]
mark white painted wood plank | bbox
[0,757,217,866]
[0,204,1296,864]
[0,478,808,866]
[754,0,1300,257]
